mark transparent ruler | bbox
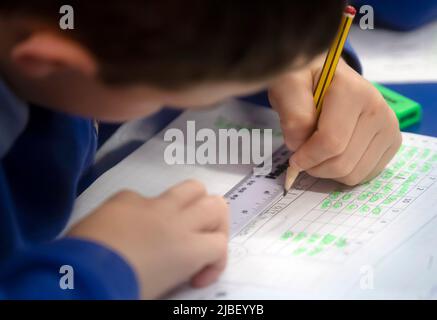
[225,145,307,237]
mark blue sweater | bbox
[0,2,435,299]
[0,80,138,299]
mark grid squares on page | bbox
[258,140,437,263]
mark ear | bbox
[10,32,97,78]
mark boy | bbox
[0,1,401,299]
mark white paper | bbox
[69,100,284,228]
[349,22,437,83]
[71,100,437,299]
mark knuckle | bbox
[293,151,316,170]
[318,131,345,156]
[330,159,354,177]
[196,195,228,215]
[285,138,306,152]
[281,111,315,133]
[364,100,381,119]
[339,174,362,186]
[183,179,207,194]
[208,195,229,213]
[299,113,316,131]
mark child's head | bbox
[0,0,345,121]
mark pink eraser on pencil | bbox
[344,5,357,16]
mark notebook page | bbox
[70,100,437,298]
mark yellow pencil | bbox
[284,5,357,196]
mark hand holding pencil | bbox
[270,3,401,195]
[283,5,357,195]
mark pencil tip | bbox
[283,189,288,197]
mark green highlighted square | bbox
[382,183,394,194]
[333,201,343,209]
[408,163,418,171]
[293,247,307,256]
[320,199,332,210]
[342,193,353,201]
[329,191,341,200]
[293,232,307,242]
[359,205,371,213]
[397,184,410,196]
[420,148,431,159]
[280,230,293,240]
[381,169,395,180]
[307,234,321,243]
[383,195,398,205]
[346,203,358,212]
[372,207,382,215]
[321,234,336,245]
[308,247,323,257]
[370,180,383,191]
[358,192,371,201]
[392,160,406,170]
[369,194,383,203]
[420,163,432,173]
[406,147,418,158]
[407,173,419,183]
[335,238,348,248]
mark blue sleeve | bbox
[352,0,437,31]
[0,238,139,299]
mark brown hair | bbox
[1,0,346,89]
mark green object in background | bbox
[373,83,422,130]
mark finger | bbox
[363,134,402,182]
[159,180,206,209]
[290,75,363,171]
[336,131,402,186]
[306,110,383,179]
[191,263,226,288]
[189,234,228,288]
[268,73,317,151]
[183,195,229,235]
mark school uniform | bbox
[0,79,138,299]
[1,1,435,298]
